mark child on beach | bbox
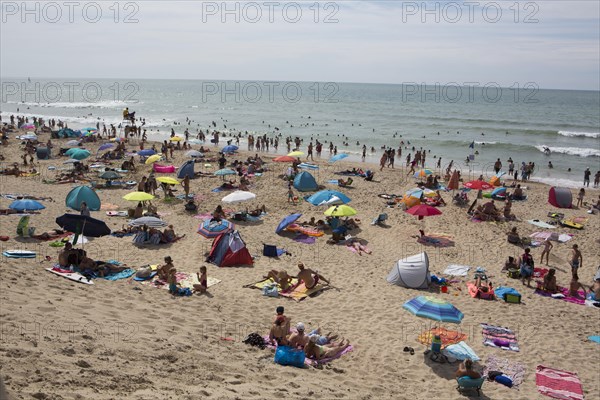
[193,266,208,294]
[540,238,553,265]
[167,268,179,294]
[288,187,296,204]
[576,188,585,208]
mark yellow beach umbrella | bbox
[287,151,304,157]
[324,205,357,217]
[156,177,180,185]
[145,154,162,164]
[123,192,155,201]
[170,136,183,142]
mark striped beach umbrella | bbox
[403,296,464,324]
[129,216,167,228]
[414,169,433,179]
[197,219,234,238]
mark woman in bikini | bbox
[304,336,350,360]
[269,315,290,346]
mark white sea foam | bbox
[535,145,600,158]
[475,141,497,145]
[558,130,600,139]
[5,100,132,109]
[530,176,586,189]
[0,111,170,128]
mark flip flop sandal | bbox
[403,346,410,352]
[410,348,415,355]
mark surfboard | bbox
[527,220,557,229]
[2,250,36,258]
[106,211,128,217]
[45,267,94,285]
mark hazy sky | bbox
[1,1,599,90]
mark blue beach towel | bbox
[495,286,521,300]
[588,336,600,344]
[327,179,339,184]
[103,268,135,281]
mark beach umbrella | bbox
[414,169,433,179]
[273,155,296,163]
[100,171,122,180]
[324,205,357,217]
[406,188,436,199]
[464,180,493,190]
[214,168,236,177]
[222,190,256,203]
[110,137,126,142]
[329,154,348,163]
[306,190,351,206]
[63,159,80,164]
[8,199,45,212]
[447,170,460,191]
[186,150,204,158]
[492,187,507,197]
[169,136,183,142]
[298,163,319,170]
[403,296,464,324]
[198,219,234,238]
[287,151,304,157]
[145,154,162,164]
[66,140,80,147]
[20,123,35,130]
[65,148,90,160]
[405,204,442,220]
[20,134,38,141]
[80,127,97,133]
[156,177,180,185]
[55,214,110,246]
[97,143,114,152]
[138,149,156,157]
[222,145,238,153]
[123,192,155,201]
[129,216,167,228]
[276,213,302,233]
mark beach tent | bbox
[57,128,78,138]
[293,171,318,192]
[177,160,195,179]
[387,252,431,289]
[65,186,101,211]
[548,187,572,208]
[207,230,253,267]
[36,146,50,160]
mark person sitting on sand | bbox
[193,266,208,294]
[264,270,293,292]
[162,225,185,243]
[133,202,144,219]
[157,256,175,280]
[503,201,515,221]
[512,184,525,200]
[292,262,330,290]
[542,268,559,293]
[590,269,600,301]
[503,256,518,272]
[474,276,494,298]
[184,199,198,212]
[519,248,535,287]
[212,205,226,221]
[569,273,587,298]
[167,268,180,295]
[507,227,522,245]
[58,242,75,267]
[33,229,64,240]
[455,359,481,379]
[269,315,291,346]
[287,322,310,349]
[304,336,350,361]
[338,177,353,187]
[307,327,339,346]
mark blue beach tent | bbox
[65,186,101,211]
[293,171,318,192]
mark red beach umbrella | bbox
[464,180,493,190]
[273,156,296,163]
[405,204,442,220]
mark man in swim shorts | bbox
[570,244,583,277]
[294,263,330,290]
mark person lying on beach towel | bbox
[32,229,68,241]
[347,238,372,255]
[304,336,351,361]
[264,270,294,292]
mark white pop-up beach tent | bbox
[387,252,431,289]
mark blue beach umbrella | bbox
[306,190,351,206]
[65,148,91,160]
[222,145,239,153]
[492,187,507,196]
[214,168,236,176]
[403,296,464,324]
[97,143,114,152]
[329,154,349,163]
[8,199,45,211]
[197,219,234,238]
[275,213,302,234]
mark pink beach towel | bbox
[536,365,584,400]
[534,286,586,305]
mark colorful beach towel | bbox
[483,355,525,389]
[536,365,584,400]
[534,268,549,279]
[246,278,328,301]
[418,328,467,349]
[293,234,316,244]
[481,323,519,352]
[535,286,586,305]
[139,272,220,290]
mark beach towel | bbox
[443,264,471,276]
[535,286,586,305]
[286,224,324,237]
[527,219,557,229]
[483,356,525,389]
[530,231,574,243]
[417,235,455,247]
[536,365,584,400]
[481,323,519,352]
[534,268,549,279]
[139,272,220,290]
[417,328,467,349]
[571,216,588,225]
[443,341,480,362]
[495,286,521,301]
[588,335,600,344]
[305,345,353,366]
[102,268,135,281]
[327,179,339,184]
[293,234,316,244]
[246,278,327,301]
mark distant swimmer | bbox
[543,146,551,155]
[548,161,553,169]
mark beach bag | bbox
[495,375,513,388]
[507,269,520,279]
[263,244,278,258]
[504,293,521,304]
[274,345,305,367]
[262,283,279,297]
[242,333,266,349]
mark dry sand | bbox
[0,131,599,400]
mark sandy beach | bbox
[1,129,599,400]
